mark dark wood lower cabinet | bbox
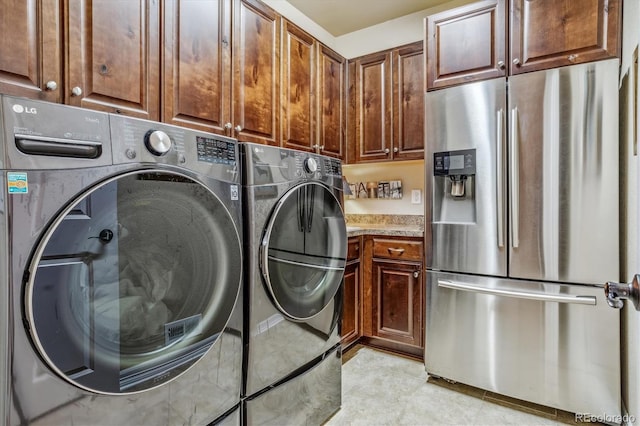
[370,259,422,353]
[360,235,424,359]
[341,261,360,349]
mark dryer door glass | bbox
[262,182,347,320]
[25,170,242,394]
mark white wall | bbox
[342,160,424,216]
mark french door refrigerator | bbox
[425,58,621,417]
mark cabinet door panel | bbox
[0,0,62,102]
[371,259,422,348]
[232,0,279,145]
[355,52,392,162]
[281,20,315,152]
[163,0,231,134]
[67,0,160,119]
[510,0,620,74]
[425,0,506,90]
[393,42,424,160]
[341,261,360,348]
[318,45,346,159]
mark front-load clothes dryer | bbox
[240,142,347,425]
[0,95,243,425]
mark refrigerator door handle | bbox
[510,107,520,248]
[496,109,505,248]
[437,279,597,305]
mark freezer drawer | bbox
[425,271,621,417]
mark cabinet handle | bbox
[45,81,58,91]
[387,247,405,255]
[497,60,505,69]
[413,271,420,278]
[234,125,243,133]
[71,86,83,97]
[384,148,390,154]
[512,58,520,66]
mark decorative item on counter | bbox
[366,181,378,198]
[347,183,357,199]
[356,182,368,198]
[377,180,403,199]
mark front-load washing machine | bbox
[240,142,347,425]
[0,95,243,425]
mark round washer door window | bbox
[25,170,242,394]
[261,182,347,320]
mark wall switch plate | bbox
[411,189,421,204]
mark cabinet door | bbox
[162,0,232,134]
[281,20,315,152]
[425,0,506,90]
[346,60,357,164]
[510,0,620,75]
[232,0,280,145]
[354,51,392,162]
[0,0,62,102]
[66,0,160,120]
[371,259,422,350]
[392,42,424,161]
[318,44,346,160]
[341,261,360,348]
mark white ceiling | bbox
[285,0,451,36]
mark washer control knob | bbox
[304,157,318,174]
[144,130,172,156]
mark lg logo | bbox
[12,104,37,114]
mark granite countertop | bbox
[345,214,424,238]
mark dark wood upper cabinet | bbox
[317,44,346,159]
[392,41,424,160]
[351,42,424,163]
[425,0,621,89]
[281,20,316,152]
[162,0,232,134]
[0,0,62,103]
[425,0,506,90]
[354,51,393,163]
[66,0,160,119]
[232,0,280,145]
[509,0,620,75]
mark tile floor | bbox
[325,345,583,426]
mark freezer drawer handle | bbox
[437,280,596,305]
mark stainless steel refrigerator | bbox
[425,58,621,417]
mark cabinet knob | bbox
[512,58,520,66]
[320,145,325,150]
[497,60,505,69]
[312,144,319,149]
[234,125,243,133]
[393,147,398,153]
[45,80,58,91]
[384,148,390,154]
[224,122,233,129]
[71,86,83,97]
[413,271,420,278]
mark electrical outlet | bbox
[411,189,421,204]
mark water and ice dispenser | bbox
[432,149,476,223]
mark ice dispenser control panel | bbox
[433,149,476,176]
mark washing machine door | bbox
[24,170,242,394]
[261,181,347,320]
